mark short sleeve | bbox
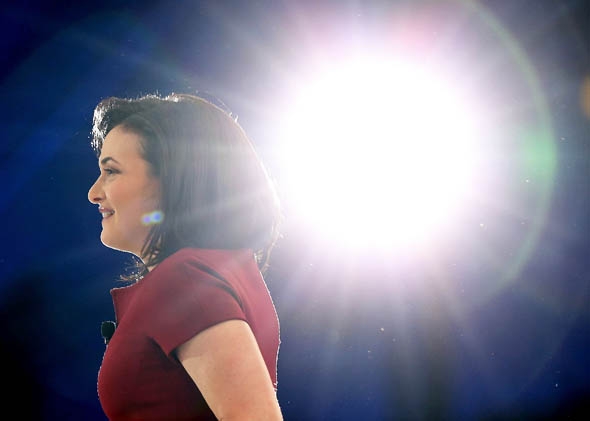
[141,257,248,357]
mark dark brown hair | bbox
[91,93,281,279]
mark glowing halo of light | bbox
[424,0,562,400]
[276,53,489,253]
[458,0,557,304]
[270,0,558,305]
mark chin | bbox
[100,233,121,252]
[101,235,141,257]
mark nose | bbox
[88,176,104,204]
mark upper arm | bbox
[176,319,283,421]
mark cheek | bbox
[146,181,161,208]
[110,182,160,227]
[127,196,161,232]
[140,186,162,218]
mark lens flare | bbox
[141,210,164,226]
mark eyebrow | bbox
[100,157,120,166]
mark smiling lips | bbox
[99,207,115,219]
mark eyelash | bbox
[102,168,119,176]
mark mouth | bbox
[99,208,115,219]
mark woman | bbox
[87,93,283,420]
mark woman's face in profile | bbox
[88,125,161,258]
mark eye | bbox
[102,167,119,176]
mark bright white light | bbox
[276,53,486,250]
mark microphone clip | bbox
[101,321,117,345]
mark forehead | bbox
[99,126,144,162]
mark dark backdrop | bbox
[1,1,589,420]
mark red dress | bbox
[97,248,280,420]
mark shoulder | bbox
[141,248,258,293]
[155,248,258,278]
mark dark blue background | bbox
[1,1,588,419]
